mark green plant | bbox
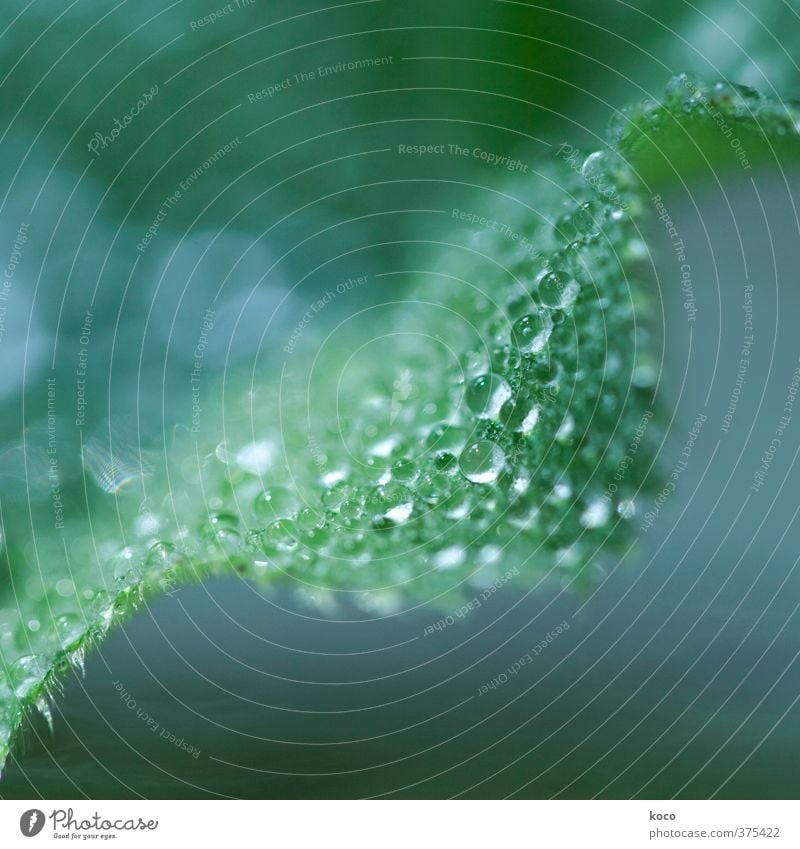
[2,76,798,772]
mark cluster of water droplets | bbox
[153,146,658,605]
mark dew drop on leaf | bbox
[511,312,552,354]
[54,614,84,650]
[537,270,579,310]
[464,374,512,419]
[459,441,506,484]
[391,458,417,483]
[8,655,47,698]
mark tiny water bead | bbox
[391,458,417,483]
[464,373,512,419]
[296,507,325,531]
[146,540,186,568]
[511,312,552,354]
[416,472,450,504]
[54,614,84,650]
[338,498,366,526]
[112,547,142,585]
[555,202,602,242]
[206,512,239,532]
[459,441,506,484]
[262,519,298,552]
[205,512,243,553]
[433,451,459,474]
[580,150,615,195]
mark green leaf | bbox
[2,76,799,771]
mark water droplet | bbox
[417,472,450,504]
[211,527,242,555]
[296,507,325,531]
[465,374,512,419]
[112,547,142,585]
[146,540,185,568]
[391,458,417,483]
[536,270,579,310]
[54,614,84,649]
[433,452,459,474]
[574,201,602,236]
[555,202,601,242]
[8,655,47,698]
[321,481,349,510]
[304,524,331,550]
[617,499,636,519]
[459,441,506,484]
[511,312,552,354]
[263,519,298,552]
[207,512,239,531]
[252,488,297,521]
